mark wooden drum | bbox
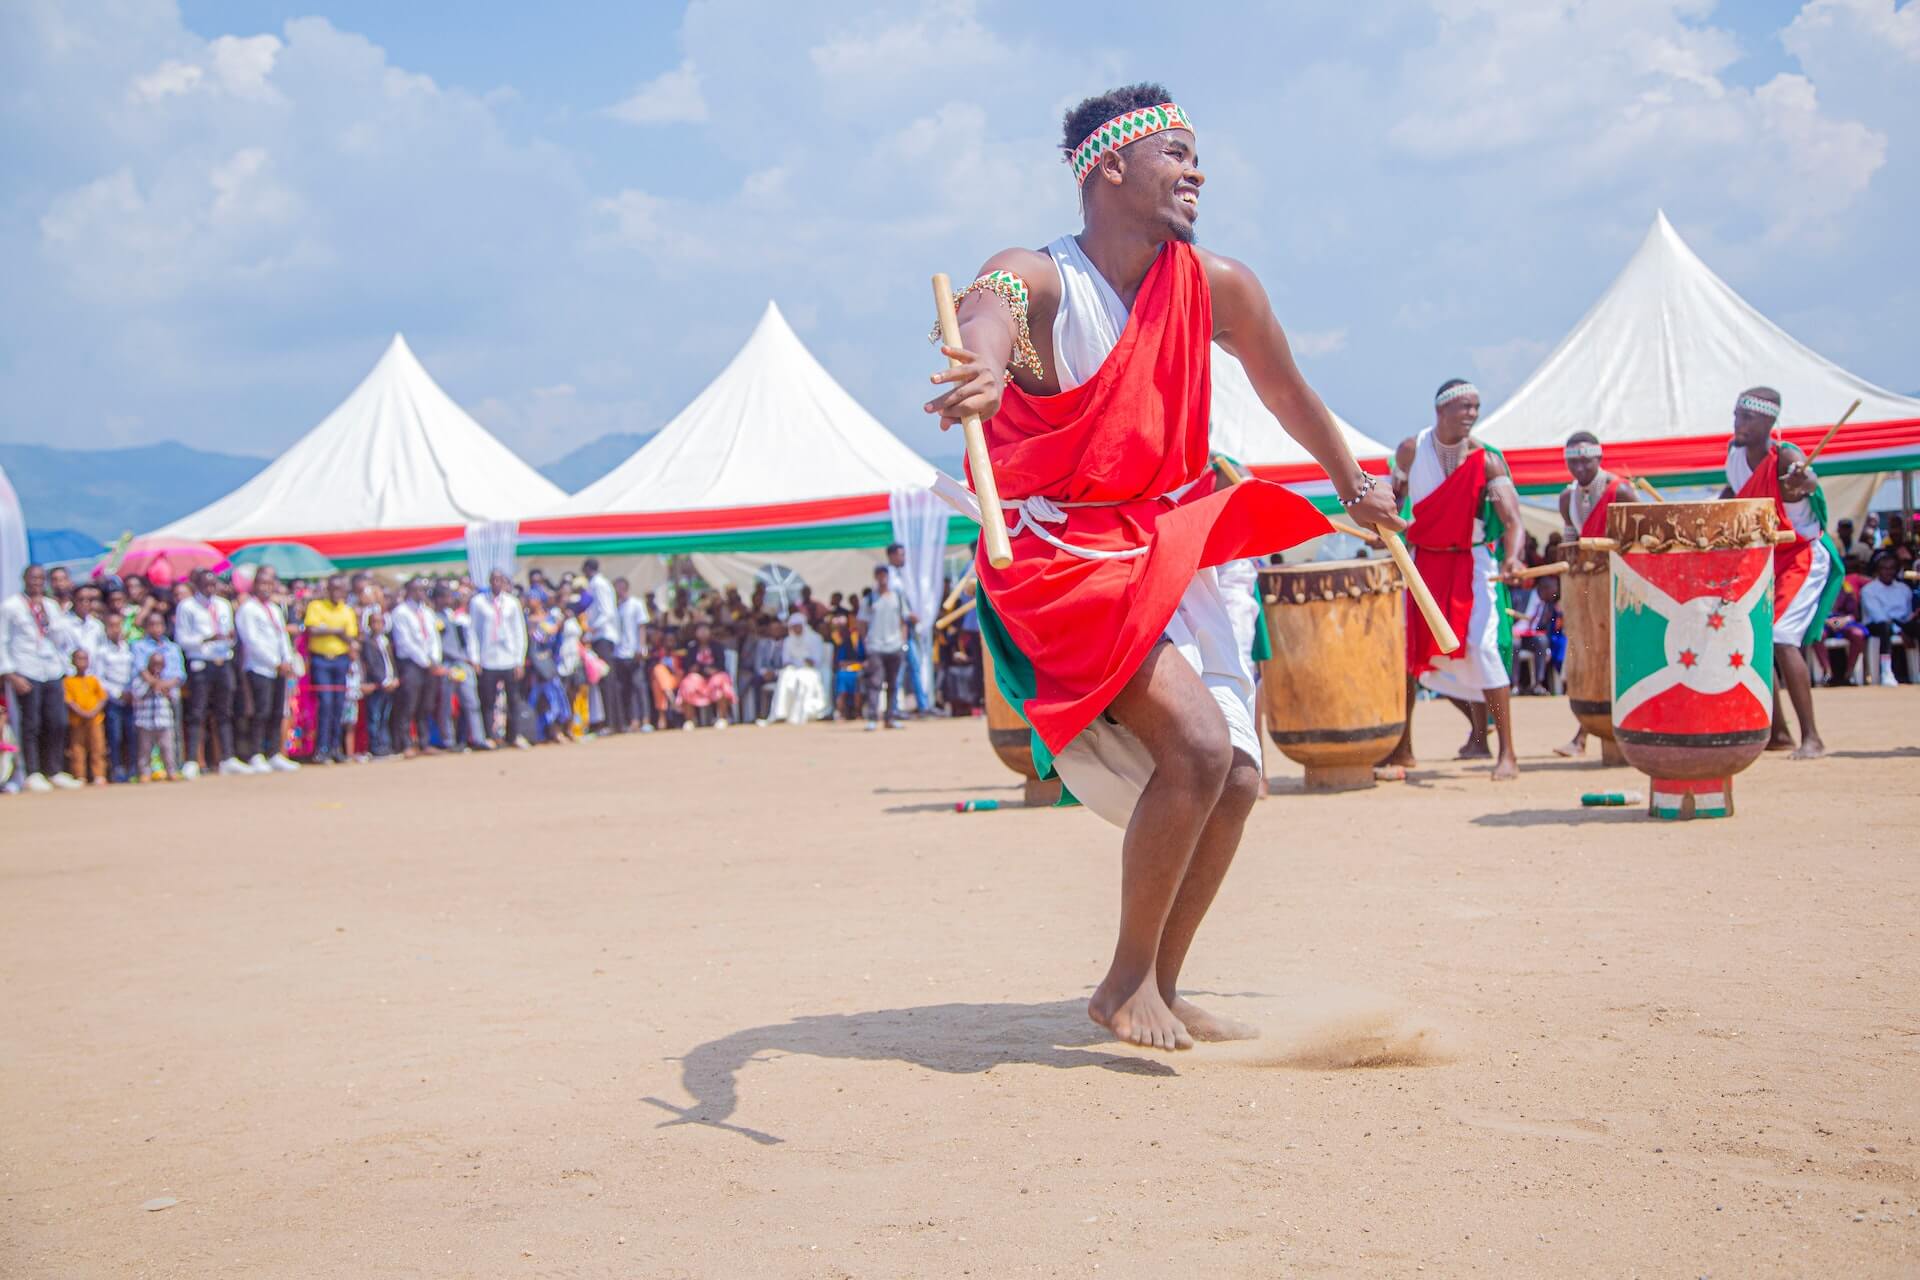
[1562,542,1626,766]
[1607,500,1777,820]
[1258,558,1407,791]
[981,644,1062,807]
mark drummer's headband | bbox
[1435,382,1481,408]
[1069,102,1195,184]
[1736,394,1781,419]
[1564,442,1602,460]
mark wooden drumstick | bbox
[1325,517,1458,654]
[936,597,977,630]
[1489,560,1570,583]
[1211,453,1247,486]
[1803,397,1862,468]
[1631,476,1667,502]
[932,274,1014,570]
[942,571,976,614]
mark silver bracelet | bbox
[1338,473,1377,509]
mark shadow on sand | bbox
[1470,806,1647,828]
[643,999,1173,1145]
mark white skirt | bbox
[1418,544,1506,703]
[768,666,828,724]
[1052,567,1261,830]
[1775,539,1833,647]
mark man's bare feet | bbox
[1765,732,1795,752]
[1553,733,1585,758]
[1089,974,1192,1051]
[1378,746,1416,770]
[1490,754,1519,782]
[1168,996,1260,1042]
[1790,736,1826,760]
[1457,738,1492,760]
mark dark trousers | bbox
[364,688,394,756]
[397,659,436,750]
[185,659,236,765]
[242,670,285,760]
[311,654,351,760]
[1868,620,1916,681]
[104,700,133,782]
[865,650,905,725]
[14,678,67,778]
[610,654,651,731]
[478,668,523,743]
[591,640,623,729]
[739,670,775,722]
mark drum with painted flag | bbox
[1608,500,1777,821]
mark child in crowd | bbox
[63,648,108,786]
[134,650,180,781]
[830,612,866,721]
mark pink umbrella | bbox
[106,536,228,589]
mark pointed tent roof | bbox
[1209,346,1390,466]
[157,334,564,543]
[554,302,933,515]
[1478,211,1920,449]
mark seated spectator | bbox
[1861,552,1917,685]
[1817,572,1868,685]
[763,613,827,725]
[678,655,736,729]
[829,612,866,721]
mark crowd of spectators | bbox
[0,545,986,795]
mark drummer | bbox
[1554,432,1642,758]
[1379,379,1528,781]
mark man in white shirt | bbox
[0,563,83,791]
[863,565,910,730]
[469,569,529,749]
[613,576,651,733]
[433,582,488,750]
[1861,552,1917,685]
[236,566,300,773]
[884,542,930,714]
[88,592,137,782]
[391,577,445,757]
[582,559,621,731]
[173,568,244,778]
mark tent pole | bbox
[1903,470,1915,523]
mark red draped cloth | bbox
[1579,478,1637,538]
[1405,448,1488,676]
[976,242,1330,753]
[1734,444,1814,621]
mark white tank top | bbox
[1406,427,1486,545]
[1564,475,1610,532]
[1045,234,1132,391]
[1725,442,1819,540]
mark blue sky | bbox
[2,0,1914,472]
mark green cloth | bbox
[1800,485,1845,647]
[1478,444,1516,676]
[975,587,1080,810]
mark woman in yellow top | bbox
[302,575,360,764]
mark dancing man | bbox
[1721,387,1841,760]
[1378,380,1527,780]
[1554,431,1643,758]
[924,84,1402,1051]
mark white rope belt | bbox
[1001,478,1203,561]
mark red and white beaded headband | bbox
[1564,442,1602,460]
[1435,382,1481,408]
[1069,102,1195,185]
[1735,394,1781,419]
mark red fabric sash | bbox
[1734,443,1811,621]
[1405,447,1488,676]
[1579,478,1635,538]
[976,241,1330,751]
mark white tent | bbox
[555,302,934,514]
[1477,211,1920,449]
[157,334,563,546]
[1209,345,1391,467]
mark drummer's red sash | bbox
[976,241,1331,753]
[1405,447,1488,676]
[1734,444,1814,623]
[1579,477,1635,538]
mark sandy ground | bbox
[2,689,1917,1278]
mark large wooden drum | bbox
[1259,558,1407,791]
[1562,542,1626,766]
[1608,500,1777,820]
[981,644,1062,807]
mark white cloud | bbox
[1787,0,1920,61]
[129,33,281,104]
[605,59,708,124]
[1291,328,1349,358]
[130,60,202,102]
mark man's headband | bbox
[1069,102,1195,185]
[1435,383,1480,408]
[1564,442,1602,460]
[1736,394,1781,419]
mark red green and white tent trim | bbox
[1472,212,1920,497]
[151,335,564,569]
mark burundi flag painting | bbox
[1610,546,1775,820]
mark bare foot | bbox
[1490,755,1519,782]
[1378,746,1417,770]
[1457,739,1493,760]
[1089,974,1192,1051]
[1168,996,1260,1043]
[1765,732,1795,753]
[1553,734,1585,758]
[1790,736,1826,760]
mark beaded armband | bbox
[929,270,1045,381]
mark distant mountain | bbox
[537,431,652,494]
[0,441,269,542]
